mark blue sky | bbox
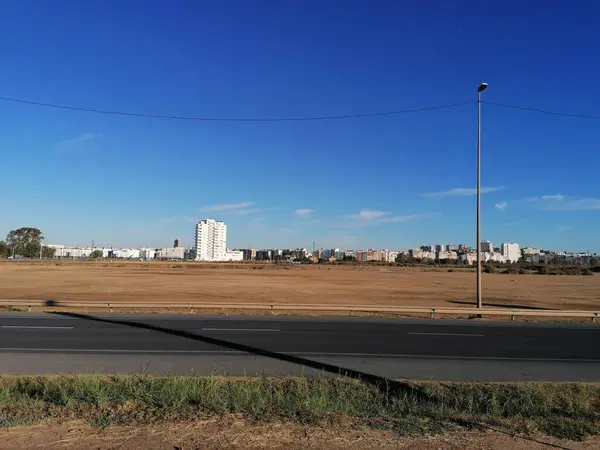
[1,0,599,251]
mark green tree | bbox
[6,227,44,258]
[89,249,103,259]
[42,246,56,259]
[0,241,9,258]
[589,257,599,267]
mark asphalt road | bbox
[1,312,599,381]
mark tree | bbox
[6,227,44,258]
[589,257,599,267]
[0,241,8,259]
[89,249,103,259]
[42,246,56,259]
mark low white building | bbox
[139,248,156,260]
[224,250,244,261]
[111,248,141,259]
[155,247,185,260]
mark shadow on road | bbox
[50,311,428,401]
[48,310,571,449]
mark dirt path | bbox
[1,419,598,450]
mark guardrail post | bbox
[349,306,353,317]
[270,305,274,315]
[28,305,32,312]
[592,313,598,324]
[189,304,194,314]
[430,308,435,319]
[108,303,113,312]
[511,314,515,321]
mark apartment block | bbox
[195,219,227,261]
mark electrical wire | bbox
[485,101,600,121]
[0,95,474,122]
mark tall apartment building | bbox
[195,219,227,261]
[501,242,521,263]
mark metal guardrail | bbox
[0,300,598,321]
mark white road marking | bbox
[408,332,484,337]
[1,325,74,330]
[201,328,280,332]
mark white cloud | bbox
[424,187,503,198]
[294,209,315,217]
[541,194,566,201]
[199,202,255,212]
[495,201,508,211]
[381,213,440,223]
[348,209,389,221]
[527,195,600,211]
[56,133,102,152]
[336,210,439,228]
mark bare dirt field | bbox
[0,261,598,313]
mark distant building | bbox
[195,219,226,261]
[435,244,447,253]
[184,248,196,260]
[447,244,457,251]
[156,247,185,260]
[481,241,493,253]
[224,250,243,261]
[242,249,256,261]
[501,243,521,263]
[174,239,182,248]
[139,248,156,260]
[420,245,434,252]
[387,251,399,263]
[438,251,458,261]
[522,247,541,255]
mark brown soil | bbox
[1,418,598,450]
[0,261,598,313]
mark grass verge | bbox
[0,376,598,441]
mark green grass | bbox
[0,376,598,440]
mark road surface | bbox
[1,312,599,381]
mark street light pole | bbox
[476,82,488,309]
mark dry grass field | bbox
[0,261,598,312]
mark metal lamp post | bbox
[476,82,488,309]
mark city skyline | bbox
[1,2,599,252]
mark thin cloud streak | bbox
[199,202,255,212]
[333,210,439,229]
[424,187,504,198]
[56,133,102,152]
[527,194,600,211]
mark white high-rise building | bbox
[195,219,227,261]
[501,242,521,263]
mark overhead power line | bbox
[485,101,600,121]
[0,95,473,122]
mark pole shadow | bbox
[50,310,428,401]
[449,300,556,311]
